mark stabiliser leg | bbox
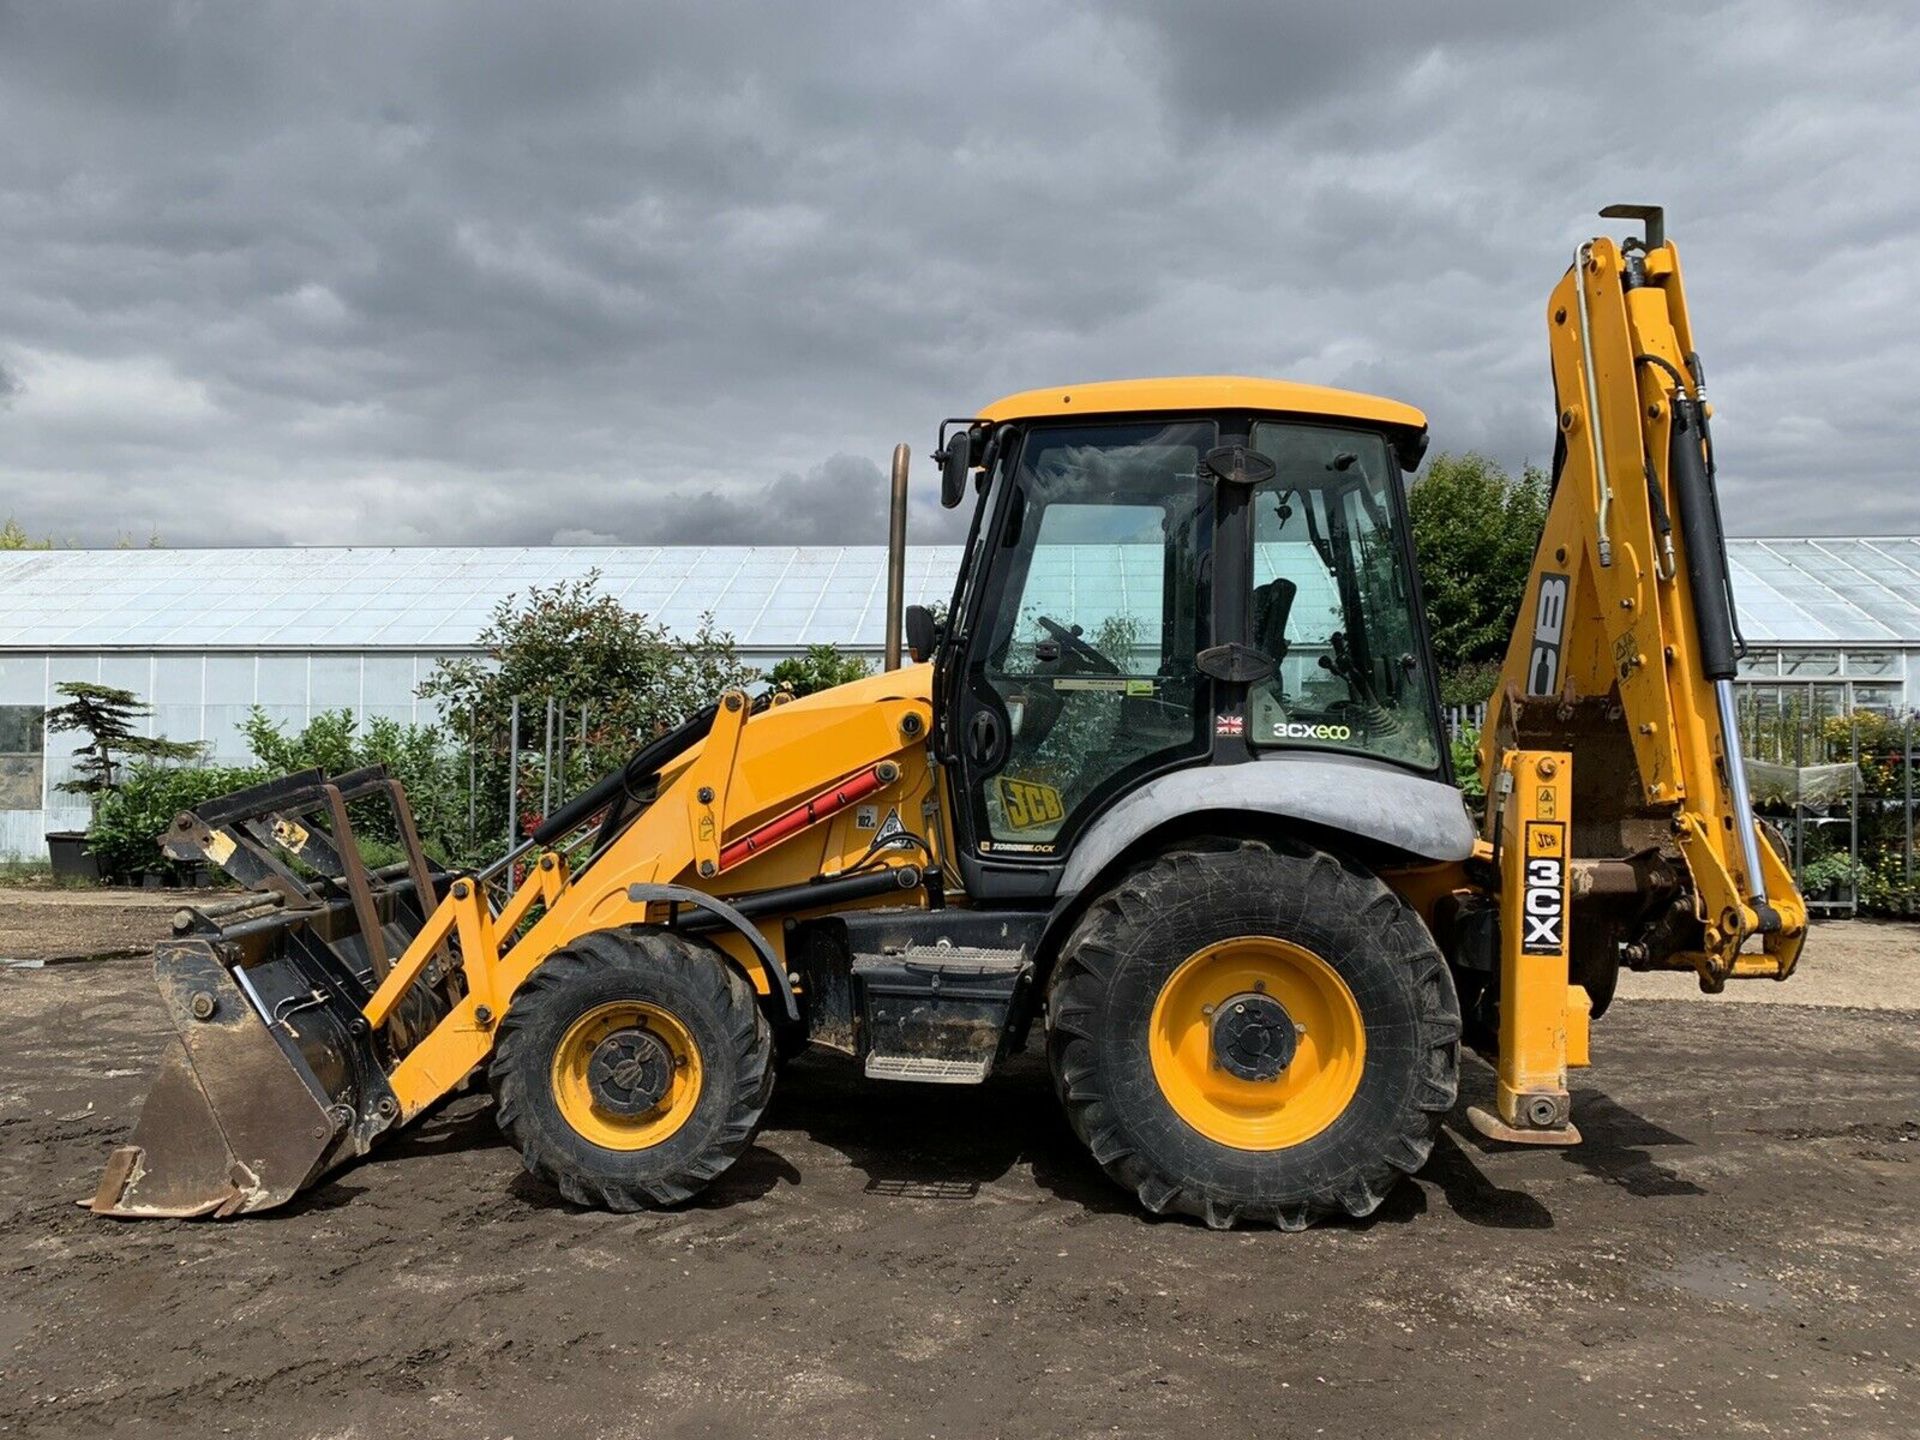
[1467,748,1590,1147]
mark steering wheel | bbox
[1036,615,1120,675]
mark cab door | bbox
[944,420,1215,895]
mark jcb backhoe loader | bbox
[92,206,1804,1229]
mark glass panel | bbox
[203,655,256,705]
[0,656,46,706]
[151,655,204,704]
[0,705,45,755]
[254,654,309,706]
[1780,650,1840,677]
[98,656,153,697]
[1736,649,1780,677]
[1843,650,1899,677]
[0,754,42,810]
[974,422,1210,846]
[1850,684,1900,716]
[1246,423,1440,770]
[309,654,362,713]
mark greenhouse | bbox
[0,537,1915,865]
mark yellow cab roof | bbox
[976,376,1426,431]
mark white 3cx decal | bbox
[1272,722,1353,741]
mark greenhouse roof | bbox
[0,546,969,652]
[1725,538,1920,645]
[0,537,1915,652]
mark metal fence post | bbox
[506,697,520,895]
[542,697,556,821]
[1906,708,1915,913]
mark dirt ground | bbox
[1,911,1916,1439]
[0,885,219,965]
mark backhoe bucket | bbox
[92,766,455,1219]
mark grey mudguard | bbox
[1056,751,1477,898]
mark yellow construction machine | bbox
[92,205,1804,1228]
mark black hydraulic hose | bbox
[531,702,718,847]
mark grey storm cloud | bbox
[0,1,1916,546]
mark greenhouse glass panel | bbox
[152,655,204,704]
[1850,684,1900,714]
[255,655,309,705]
[1738,650,1780,677]
[1781,651,1840,677]
[309,654,362,711]
[1843,651,1899,676]
[204,655,256,706]
[0,656,46,705]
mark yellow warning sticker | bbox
[997,776,1065,831]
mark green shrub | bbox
[241,708,463,863]
[768,644,872,697]
[88,762,261,883]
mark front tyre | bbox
[490,927,774,1211]
[1046,842,1459,1230]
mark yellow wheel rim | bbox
[550,1001,703,1151]
[1148,936,1365,1151]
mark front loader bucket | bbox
[93,765,455,1219]
[93,942,352,1217]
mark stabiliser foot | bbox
[1466,1104,1582,1147]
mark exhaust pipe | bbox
[884,442,909,671]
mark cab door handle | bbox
[966,709,1003,765]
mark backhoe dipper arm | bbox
[1479,205,1807,997]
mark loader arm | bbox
[1461,206,1808,1144]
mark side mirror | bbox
[904,604,939,663]
[1394,427,1430,474]
[938,428,973,509]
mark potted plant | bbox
[44,682,202,882]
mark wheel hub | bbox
[1210,990,1298,1081]
[585,1028,675,1116]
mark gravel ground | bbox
[0,907,1915,1438]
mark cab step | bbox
[854,944,1030,1086]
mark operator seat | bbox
[1252,576,1297,676]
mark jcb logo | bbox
[1521,820,1566,955]
[997,776,1065,831]
[1527,573,1569,696]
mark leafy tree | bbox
[768,644,872,697]
[46,682,203,820]
[1407,452,1549,696]
[419,572,757,854]
[1,516,51,550]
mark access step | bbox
[854,944,1030,1085]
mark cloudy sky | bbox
[1,1,1915,549]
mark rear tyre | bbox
[490,926,773,1211]
[1046,842,1459,1230]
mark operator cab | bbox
[918,378,1448,899]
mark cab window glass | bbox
[1247,422,1440,770]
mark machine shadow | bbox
[1454,1055,1705,1199]
[767,1047,1138,1216]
